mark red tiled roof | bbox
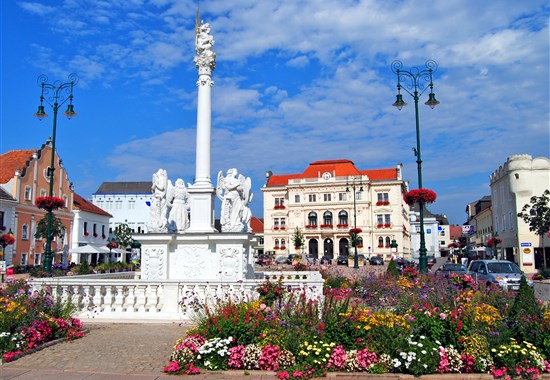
[0,150,35,184]
[266,159,397,187]
[250,216,264,234]
[73,193,112,217]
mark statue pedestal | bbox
[138,233,256,281]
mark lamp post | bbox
[34,74,78,273]
[346,176,363,269]
[391,60,439,274]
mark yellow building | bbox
[262,159,411,262]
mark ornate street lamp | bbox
[34,74,78,273]
[346,176,363,269]
[391,60,439,273]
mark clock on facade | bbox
[322,172,331,180]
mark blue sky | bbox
[1,0,548,226]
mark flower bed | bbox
[1,279,87,362]
[165,269,550,379]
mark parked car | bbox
[336,255,349,265]
[468,260,533,290]
[369,255,384,265]
[320,256,333,265]
[435,262,468,278]
[427,256,437,270]
[285,254,300,264]
[255,255,273,266]
[275,256,289,265]
[396,258,415,273]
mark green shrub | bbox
[386,258,399,277]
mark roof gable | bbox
[0,150,36,184]
[266,159,397,186]
[73,193,112,217]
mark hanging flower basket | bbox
[403,188,437,206]
[35,196,65,210]
[486,237,502,247]
[107,241,119,250]
[0,233,15,247]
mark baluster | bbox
[124,285,136,312]
[113,285,125,312]
[134,284,147,312]
[147,284,160,312]
[104,285,114,312]
[93,285,103,312]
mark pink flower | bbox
[440,313,447,320]
[276,371,290,380]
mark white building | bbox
[262,159,411,262]
[71,193,112,265]
[409,204,441,260]
[91,182,152,234]
[490,154,550,272]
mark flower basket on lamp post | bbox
[403,189,437,206]
[35,196,65,210]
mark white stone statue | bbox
[194,21,216,71]
[216,168,253,233]
[148,169,173,232]
[167,178,190,233]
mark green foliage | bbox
[291,227,305,249]
[34,214,65,239]
[517,189,550,237]
[114,223,134,249]
[387,258,399,277]
[76,261,92,275]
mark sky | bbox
[1,0,548,226]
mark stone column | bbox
[188,21,217,233]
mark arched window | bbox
[357,237,363,247]
[323,211,333,225]
[338,210,348,226]
[378,237,383,247]
[385,237,391,247]
[308,212,317,226]
[281,239,286,249]
[275,238,280,248]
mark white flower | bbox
[418,343,423,348]
[421,350,427,355]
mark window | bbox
[440,229,445,236]
[323,211,333,225]
[84,222,88,236]
[501,213,506,231]
[102,225,106,237]
[308,194,316,202]
[308,212,318,226]
[384,214,391,225]
[40,189,47,197]
[385,237,391,247]
[106,200,113,210]
[63,195,68,207]
[115,200,123,209]
[22,224,29,240]
[35,253,41,265]
[24,186,32,200]
[338,210,348,225]
[378,237,383,247]
[281,239,286,249]
[377,192,389,203]
[128,200,136,210]
[377,215,383,225]
[273,218,279,228]
[274,239,280,248]
[93,224,98,237]
[96,200,103,208]
[294,195,300,203]
[280,218,286,228]
[509,211,514,230]
[323,193,331,202]
[356,192,362,200]
[21,253,27,265]
[259,237,264,245]
[0,211,4,229]
[275,197,285,207]
[440,240,446,246]
[338,193,347,201]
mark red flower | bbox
[486,237,502,247]
[84,231,89,236]
[35,196,65,210]
[0,233,15,247]
[403,188,437,206]
[349,228,362,234]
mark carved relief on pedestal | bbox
[174,246,208,279]
[143,247,164,280]
[219,246,240,279]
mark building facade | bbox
[490,154,550,272]
[262,159,411,261]
[409,205,442,260]
[0,142,74,267]
[91,182,153,234]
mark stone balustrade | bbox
[29,271,324,322]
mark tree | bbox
[291,227,305,249]
[517,189,550,238]
[114,223,134,249]
[34,214,65,240]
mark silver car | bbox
[468,260,533,291]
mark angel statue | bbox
[147,169,173,233]
[194,21,216,70]
[216,168,253,233]
[167,178,190,233]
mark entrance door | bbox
[323,238,334,259]
[339,238,349,256]
[308,239,318,259]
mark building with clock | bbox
[262,159,412,262]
